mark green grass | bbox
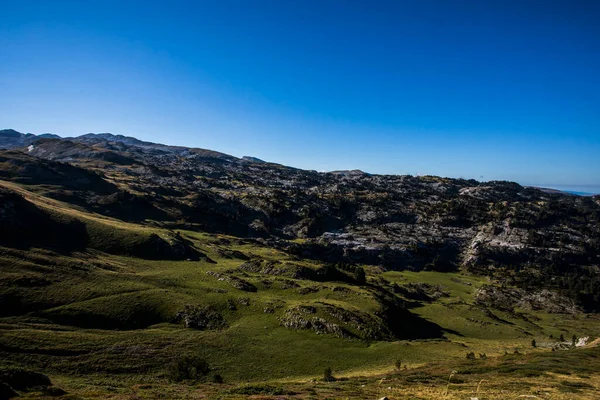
[6,343,600,399]
[2,186,600,398]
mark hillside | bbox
[1,129,599,399]
[2,130,599,309]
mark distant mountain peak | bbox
[0,129,40,149]
[75,132,149,146]
[241,156,265,163]
[0,129,23,138]
[38,133,62,139]
[328,169,369,176]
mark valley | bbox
[1,130,599,399]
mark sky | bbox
[1,0,599,191]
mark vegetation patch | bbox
[225,384,294,395]
[168,356,212,382]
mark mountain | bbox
[1,128,599,310]
[241,155,266,163]
[0,129,23,138]
[0,129,38,149]
[1,128,600,398]
[38,133,62,139]
[70,132,235,159]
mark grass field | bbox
[1,184,599,399]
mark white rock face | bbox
[475,285,580,314]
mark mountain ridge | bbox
[1,127,600,398]
[1,127,599,312]
[2,129,597,194]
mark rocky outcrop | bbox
[129,233,205,261]
[206,271,257,292]
[277,299,444,341]
[475,285,579,314]
[175,305,227,330]
[394,282,450,301]
[278,305,352,338]
[237,259,317,279]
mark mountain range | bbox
[1,127,600,398]
[1,128,599,310]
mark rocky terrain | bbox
[2,128,599,313]
[2,128,600,399]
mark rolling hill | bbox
[1,129,599,399]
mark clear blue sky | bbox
[1,0,599,190]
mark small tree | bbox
[572,335,577,347]
[354,267,366,285]
[559,334,565,342]
[395,359,402,370]
[323,366,335,382]
[531,339,536,348]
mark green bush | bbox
[395,359,402,370]
[323,366,335,381]
[354,267,366,285]
[168,356,211,382]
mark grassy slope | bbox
[1,183,600,398]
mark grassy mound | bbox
[40,290,188,330]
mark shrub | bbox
[323,366,335,382]
[211,373,224,384]
[169,356,211,382]
[395,359,402,370]
[466,352,476,360]
[531,339,536,348]
[354,267,366,285]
